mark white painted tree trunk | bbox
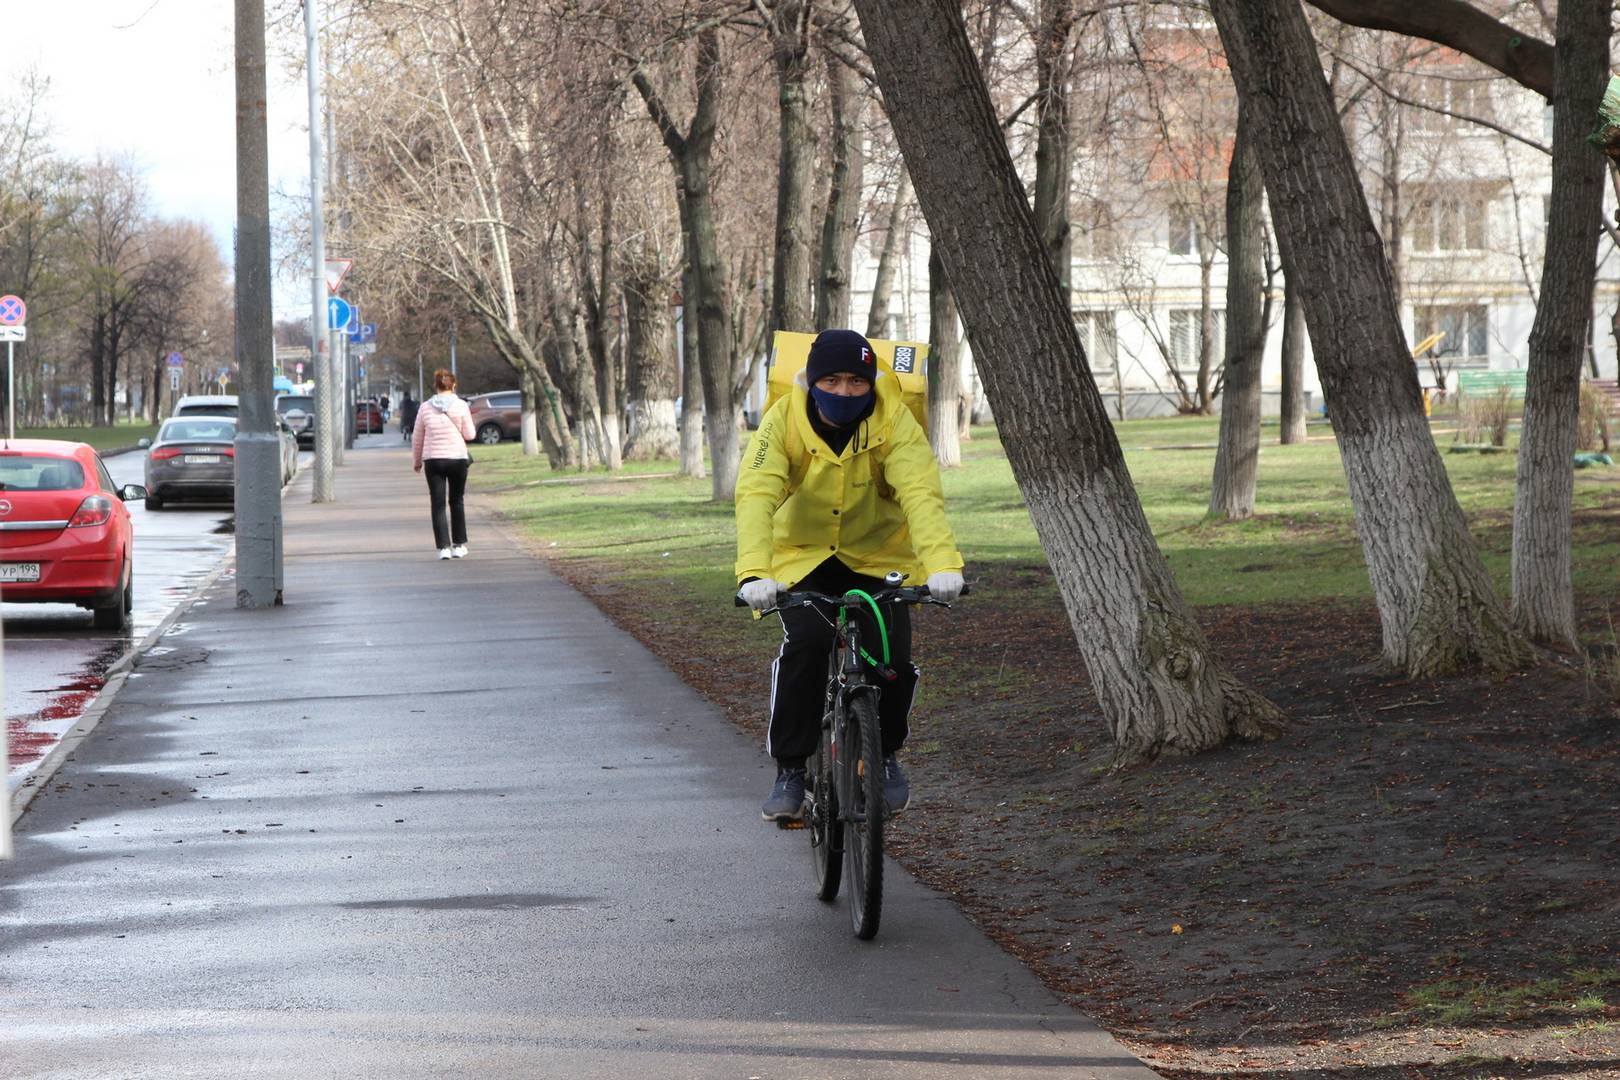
[1212,0,1531,676]
[1510,0,1609,650]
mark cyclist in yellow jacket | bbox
[736,329,964,822]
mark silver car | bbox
[144,416,238,510]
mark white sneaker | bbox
[437,548,452,561]
[451,545,468,559]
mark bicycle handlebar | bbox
[733,582,970,609]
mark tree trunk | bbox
[1510,0,1610,650]
[852,0,1284,763]
[815,45,866,330]
[677,268,706,479]
[520,368,540,457]
[865,171,911,339]
[1279,256,1309,445]
[580,186,624,471]
[1209,104,1265,520]
[623,274,680,461]
[769,0,817,336]
[1196,253,1216,414]
[1031,0,1074,297]
[927,248,962,466]
[149,351,164,423]
[1210,0,1531,676]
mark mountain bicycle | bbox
[738,572,967,940]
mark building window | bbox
[1169,205,1195,255]
[1410,76,1494,132]
[1168,308,1225,370]
[1076,310,1118,373]
[1414,304,1489,361]
[1410,189,1488,252]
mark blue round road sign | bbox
[327,296,352,331]
[0,295,25,325]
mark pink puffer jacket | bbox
[412,393,475,466]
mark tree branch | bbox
[1305,0,1554,99]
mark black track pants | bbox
[767,557,918,766]
[424,458,469,549]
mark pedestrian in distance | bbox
[412,369,475,560]
[399,392,419,441]
[735,328,965,823]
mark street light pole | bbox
[234,0,284,607]
[305,0,335,502]
[449,320,457,379]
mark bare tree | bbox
[853,0,1284,763]
[1209,0,1530,676]
[630,24,749,499]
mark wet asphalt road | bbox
[0,442,1160,1079]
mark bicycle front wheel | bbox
[806,740,842,902]
[844,692,884,940]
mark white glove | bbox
[740,578,782,612]
[926,571,964,603]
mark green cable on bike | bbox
[840,588,890,670]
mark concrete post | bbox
[306,0,334,502]
[234,0,284,608]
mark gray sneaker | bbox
[883,756,910,814]
[761,767,807,821]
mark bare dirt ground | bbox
[526,533,1620,1080]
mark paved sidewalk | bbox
[0,438,1159,1079]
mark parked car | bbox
[276,417,299,483]
[356,400,385,434]
[173,394,238,418]
[0,440,144,630]
[143,416,238,510]
[468,390,521,444]
[276,393,316,448]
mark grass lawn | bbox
[15,423,158,453]
[469,416,1620,611]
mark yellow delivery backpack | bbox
[766,331,931,430]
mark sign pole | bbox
[2,609,9,860]
[7,340,13,441]
[233,0,284,608]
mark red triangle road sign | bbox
[324,260,353,295]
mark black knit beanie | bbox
[805,329,878,386]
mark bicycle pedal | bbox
[776,817,806,830]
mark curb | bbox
[98,443,147,459]
[7,550,235,826]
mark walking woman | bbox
[412,368,476,560]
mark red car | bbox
[0,440,145,630]
[356,400,385,434]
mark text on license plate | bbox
[184,454,223,464]
[0,563,41,582]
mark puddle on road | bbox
[4,642,123,767]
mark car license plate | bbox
[185,454,223,464]
[0,562,41,582]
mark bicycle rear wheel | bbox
[806,739,842,902]
[844,692,884,940]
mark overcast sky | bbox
[14,1,315,320]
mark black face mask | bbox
[811,385,872,425]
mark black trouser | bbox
[424,458,469,549]
[769,557,917,767]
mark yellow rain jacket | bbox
[735,374,963,588]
